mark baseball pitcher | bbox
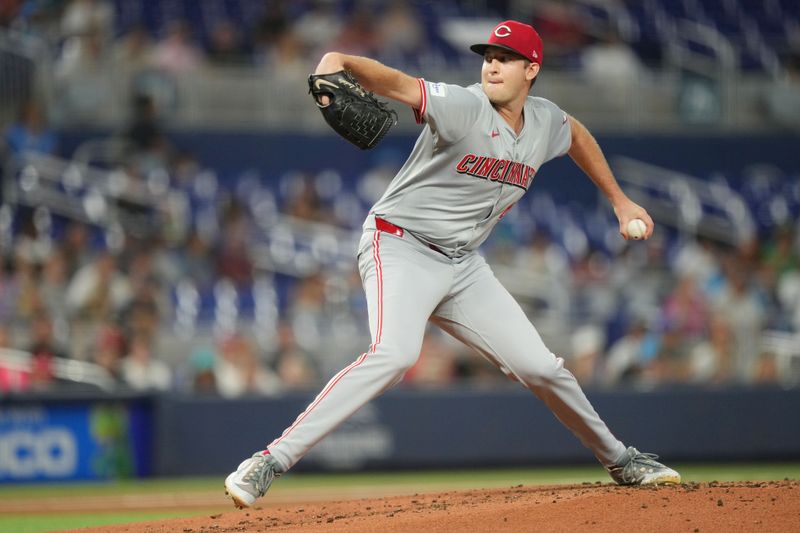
[225,20,680,508]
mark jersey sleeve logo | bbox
[430,83,447,97]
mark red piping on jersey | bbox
[412,78,427,124]
[268,231,384,451]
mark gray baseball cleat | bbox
[224,451,281,508]
[607,446,681,486]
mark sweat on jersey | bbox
[367,79,572,258]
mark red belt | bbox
[375,217,404,237]
[374,217,447,256]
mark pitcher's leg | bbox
[267,232,450,471]
[432,263,626,466]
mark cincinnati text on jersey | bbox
[454,154,536,190]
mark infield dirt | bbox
[72,480,798,533]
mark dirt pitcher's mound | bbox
[79,480,798,533]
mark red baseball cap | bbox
[470,20,543,64]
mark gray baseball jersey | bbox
[265,78,627,473]
[370,80,571,256]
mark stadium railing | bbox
[0,347,116,392]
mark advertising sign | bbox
[0,400,152,482]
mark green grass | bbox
[0,512,201,533]
[0,476,223,499]
[1,463,797,533]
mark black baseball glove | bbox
[308,70,398,150]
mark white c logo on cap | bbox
[494,25,512,38]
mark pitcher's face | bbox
[481,47,539,105]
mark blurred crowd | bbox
[1,0,799,127]
[0,114,798,396]
[498,225,800,389]
[0,1,799,397]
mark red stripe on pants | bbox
[268,230,384,448]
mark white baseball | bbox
[627,219,647,240]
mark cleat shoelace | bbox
[244,456,277,497]
[621,452,666,483]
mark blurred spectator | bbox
[59,221,93,277]
[611,235,674,324]
[60,0,113,41]
[603,319,652,387]
[567,324,605,386]
[404,330,458,387]
[530,0,589,68]
[259,28,311,87]
[293,0,342,56]
[111,24,155,76]
[673,236,722,292]
[283,174,330,223]
[330,6,380,57]
[4,100,58,156]
[581,28,646,109]
[285,274,331,368]
[660,274,710,344]
[188,345,218,394]
[713,268,766,383]
[0,256,17,324]
[215,332,281,398]
[65,250,132,321]
[753,351,780,384]
[735,237,762,275]
[272,321,317,388]
[254,0,291,53]
[756,226,798,329]
[11,255,42,325]
[514,229,570,278]
[452,351,508,387]
[0,1,23,29]
[171,150,203,192]
[123,94,171,171]
[0,325,27,393]
[572,248,616,324]
[776,270,800,332]
[124,297,161,343]
[761,224,799,279]
[207,19,250,66]
[512,230,571,314]
[91,321,126,382]
[763,51,800,130]
[151,20,205,74]
[216,200,255,288]
[27,311,70,389]
[121,332,172,391]
[647,326,687,384]
[39,248,70,325]
[14,209,52,265]
[176,230,215,290]
[55,31,114,123]
[376,1,425,65]
[125,247,169,329]
[688,316,734,384]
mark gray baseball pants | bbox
[267,224,627,471]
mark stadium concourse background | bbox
[1,0,799,484]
